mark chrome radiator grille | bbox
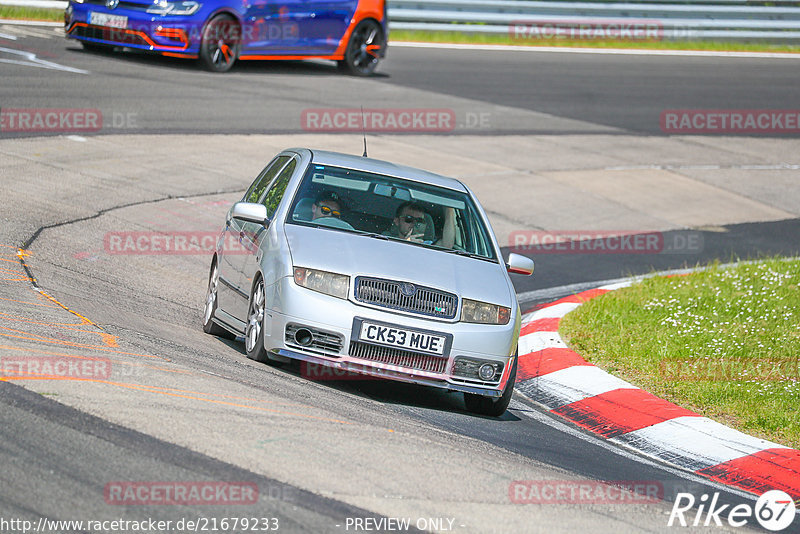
[349,342,448,374]
[354,277,458,319]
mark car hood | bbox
[284,224,514,306]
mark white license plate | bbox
[89,12,128,29]
[359,322,446,355]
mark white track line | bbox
[521,301,581,323]
[612,416,790,471]
[0,47,88,73]
[0,0,66,6]
[393,41,800,59]
[526,365,638,406]
[0,19,63,26]
[518,330,567,354]
[517,268,694,305]
[510,397,761,503]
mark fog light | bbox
[478,363,496,381]
[293,328,313,347]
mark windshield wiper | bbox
[440,248,497,262]
[353,230,390,240]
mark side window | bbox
[261,158,297,219]
[243,156,290,203]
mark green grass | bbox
[560,258,800,449]
[0,6,63,22]
[390,29,800,54]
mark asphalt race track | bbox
[2,27,800,136]
[1,23,800,533]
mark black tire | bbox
[337,19,383,76]
[245,277,270,363]
[202,261,235,339]
[464,356,517,417]
[199,14,240,73]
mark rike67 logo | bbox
[668,490,796,531]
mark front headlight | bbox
[461,298,511,325]
[146,0,201,15]
[293,267,349,300]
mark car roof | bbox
[285,148,468,193]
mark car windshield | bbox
[286,164,498,261]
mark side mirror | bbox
[231,202,269,225]
[506,253,534,276]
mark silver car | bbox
[203,148,534,416]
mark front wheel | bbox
[464,356,517,417]
[199,14,241,73]
[337,19,383,76]
[245,278,270,363]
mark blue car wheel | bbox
[338,18,383,76]
[199,13,241,72]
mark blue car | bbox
[65,0,387,74]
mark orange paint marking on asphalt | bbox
[0,311,92,329]
[15,247,32,255]
[0,296,60,308]
[0,327,169,361]
[0,342,310,409]
[0,324,107,348]
[100,333,118,347]
[0,246,345,424]
[1,375,354,425]
[7,246,119,348]
[36,290,120,346]
[118,382,314,410]
[99,380,355,425]
[1,275,35,282]
[0,265,25,276]
[0,343,192,375]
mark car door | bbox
[238,156,298,297]
[217,155,291,323]
[241,0,305,53]
[242,0,356,55]
[294,0,357,54]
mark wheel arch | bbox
[199,8,244,46]
[248,270,265,299]
[332,2,386,60]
